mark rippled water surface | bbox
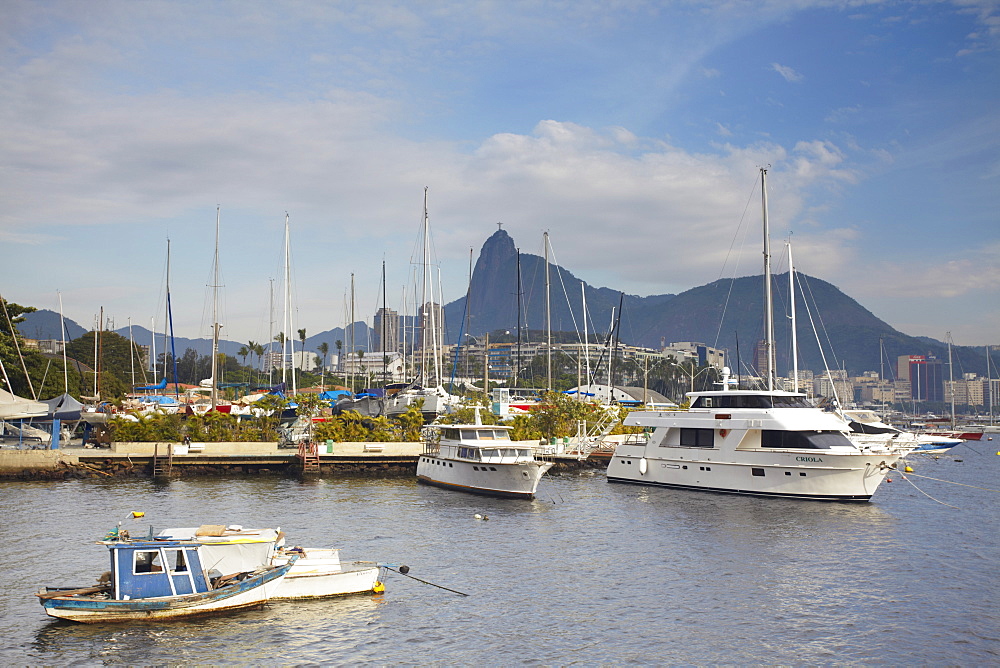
[1,448,997,665]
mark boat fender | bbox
[639,458,647,475]
[719,429,729,437]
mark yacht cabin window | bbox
[691,394,812,409]
[760,430,854,449]
[680,428,715,448]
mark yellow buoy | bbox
[373,582,385,594]
[904,465,913,473]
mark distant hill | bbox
[14,309,87,341]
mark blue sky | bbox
[2,0,998,353]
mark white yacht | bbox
[417,419,553,499]
[606,168,903,501]
[607,372,904,501]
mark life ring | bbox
[719,429,729,437]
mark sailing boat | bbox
[606,168,905,501]
[384,188,460,422]
[194,207,232,414]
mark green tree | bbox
[65,330,140,400]
[317,341,329,389]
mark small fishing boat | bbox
[417,412,553,499]
[36,531,294,623]
[158,525,386,600]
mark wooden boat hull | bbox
[39,563,291,623]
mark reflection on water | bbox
[3,450,998,664]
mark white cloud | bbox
[771,62,803,82]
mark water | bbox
[1,449,997,665]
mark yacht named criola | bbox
[606,370,904,501]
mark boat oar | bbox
[384,565,468,597]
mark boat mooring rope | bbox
[896,473,961,510]
[901,471,1000,494]
[384,566,469,597]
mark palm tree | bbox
[247,340,257,370]
[297,328,307,372]
[335,339,343,373]
[237,345,249,369]
[317,342,330,390]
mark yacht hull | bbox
[606,444,895,502]
[417,457,552,499]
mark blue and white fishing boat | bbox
[36,530,294,623]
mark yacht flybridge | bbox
[606,369,904,501]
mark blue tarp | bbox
[134,378,168,391]
[318,390,351,401]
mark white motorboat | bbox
[607,371,904,501]
[606,169,903,502]
[417,418,553,499]
[158,526,385,599]
[270,547,383,599]
[843,409,962,455]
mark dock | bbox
[0,440,605,479]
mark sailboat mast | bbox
[382,260,388,381]
[948,332,955,428]
[281,214,290,388]
[166,240,179,399]
[761,167,775,391]
[544,231,552,392]
[582,282,591,393]
[128,318,135,388]
[210,206,221,410]
[350,274,356,393]
[58,292,68,394]
[516,250,522,387]
[164,238,171,388]
[419,187,430,387]
[787,240,799,393]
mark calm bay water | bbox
[1,448,997,665]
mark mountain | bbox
[12,309,87,341]
[444,229,676,344]
[443,230,990,377]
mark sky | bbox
[3,0,999,351]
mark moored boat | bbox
[417,416,553,499]
[36,534,294,623]
[607,370,903,501]
[157,525,386,600]
[606,169,903,501]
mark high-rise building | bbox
[373,307,399,353]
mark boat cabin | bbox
[429,425,536,463]
[108,540,211,600]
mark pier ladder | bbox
[297,440,321,474]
